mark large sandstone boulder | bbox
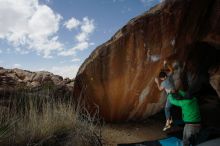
[73,0,220,121]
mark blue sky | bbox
[0,0,161,78]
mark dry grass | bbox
[0,90,102,146]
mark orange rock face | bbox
[73,0,220,121]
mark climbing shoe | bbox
[163,124,171,131]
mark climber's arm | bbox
[154,78,164,91]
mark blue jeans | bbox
[165,98,172,120]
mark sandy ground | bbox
[101,118,167,146]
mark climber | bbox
[154,60,175,131]
[168,90,201,146]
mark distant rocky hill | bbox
[0,67,74,99]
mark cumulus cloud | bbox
[81,17,95,34]
[0,0,63,58]
[64,17,81,30]
[60,17,95,56]
[0,0,96,58]
[46,65,79,79]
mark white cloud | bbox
[59,41,89,56]
[75,17,95,42]
[0,50,2,53]
[13,64,22,68]
[76,32,88,42]
[59,17,95,56]
[0,0,96,59]
[64,17,81,30]
[81,17,95,34]
[28,5,61,39]
[46,65,79,79]
[0,0,63,58]
[71,58,80,62]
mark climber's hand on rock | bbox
[155,78,159,84]
[163,60,167,66]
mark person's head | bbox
[159,71,167,81]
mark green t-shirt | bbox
[168,90,201,123]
